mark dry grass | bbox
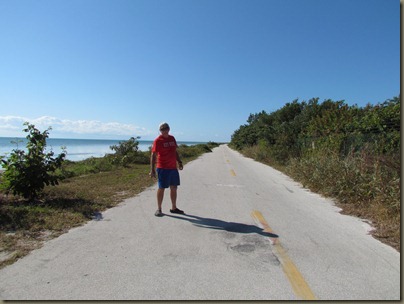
[338,202,400,251]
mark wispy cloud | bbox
[0,116,153,139]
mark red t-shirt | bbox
[152,135,178,169]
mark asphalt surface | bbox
[0,145,400,300]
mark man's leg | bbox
[170,186,177,210]
[157,188,165,211]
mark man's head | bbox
[159,122,170,137]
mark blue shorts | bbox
[156,168,180,189]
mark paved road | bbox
[0,145,400,300]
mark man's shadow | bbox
[166,213,278,238]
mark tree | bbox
[230,95,400,162]
[0,122,66,200]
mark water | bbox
[0,137,205,162]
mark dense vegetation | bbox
[0,130,220,268]
[230,96,400,250]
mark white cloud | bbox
[0,116,153,138]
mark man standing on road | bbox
[149,122,184,217]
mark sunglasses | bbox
[160,127,169,131]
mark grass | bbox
[0,142,220,269]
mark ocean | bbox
[0,137,205,162]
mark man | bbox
[149,122,184,217]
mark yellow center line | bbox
[251,210,317,300]
[230,169,236,176]
[251,210,278,243]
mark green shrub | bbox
[0,123,66,200]
[109,137,148,167]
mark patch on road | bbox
[223,233,280,269]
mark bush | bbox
[109,137,149,166]
[0,123,66,200]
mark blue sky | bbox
[0,0,400,142]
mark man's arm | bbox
[150,152,157,177]
[176,151,183,170]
